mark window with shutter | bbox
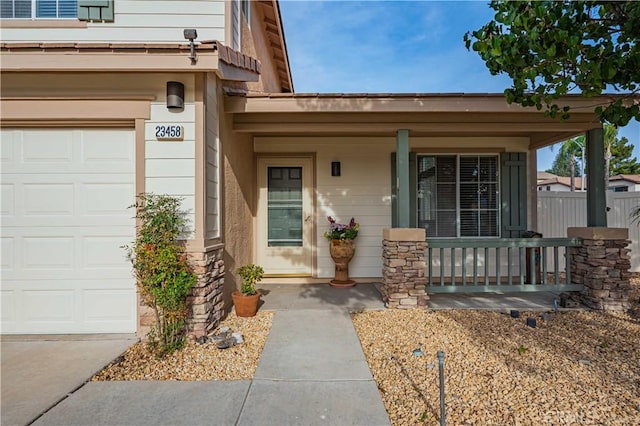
[417,154,500,238]
[1,0,77,18]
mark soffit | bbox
[257,0,293,93]
[225,93,609,148]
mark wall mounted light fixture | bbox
[183,28,198,63]
[331,161,341,177]
[166,81,185,109]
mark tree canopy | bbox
[464,1,640,126]
[547,136,583,177]
[547,124,640,179]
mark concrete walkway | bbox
[29,284,390,426]
[1,335,137,426]
[7,284,570,425]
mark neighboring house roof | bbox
[609,174,640,184]
[537,172,557,182]
[537,174,640,190]
[537,176,587,189]
[0,41,260,78]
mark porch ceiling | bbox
[225,93,609,149]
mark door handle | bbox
[305,215,312,223]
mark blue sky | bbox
[278,0,640,171]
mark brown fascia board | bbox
[1,41,261,75]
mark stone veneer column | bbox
[136,245,226,338]
[568,227,631,311]
[381,228,428,308]
[186,245,226,337]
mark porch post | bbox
[586,128,607,227]
[396,129,410,228]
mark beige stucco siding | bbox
[219,90,254,305]
[1,1,225,43]
[242,2,282,93]
[255,136,532,279]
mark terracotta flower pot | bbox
[232,290,261,317]
[329,239,356,288]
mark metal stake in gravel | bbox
[437,350,446,426]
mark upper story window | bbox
[1,0,77,19]
[417,154,500,238]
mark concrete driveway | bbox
[1,334,137,426]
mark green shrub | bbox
[237,264,264,296]
[123,193,196,357]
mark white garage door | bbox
[1,129,137,334]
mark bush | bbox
[237,264,264,296]
[123,194,196,356]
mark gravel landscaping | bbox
[353,309,640,425]
[92,311,273,381]
[92,276,640,425]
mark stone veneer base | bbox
[381,228,429,309]
[568,227,631,311]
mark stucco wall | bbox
[241,1,283,93]
[255,136,531,279]
[219,89,255,309]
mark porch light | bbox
[331,161,341,177]
[166,81,184,109]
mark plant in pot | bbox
[324,216,359,288]
[232,264,264,317]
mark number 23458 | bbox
[155,125,184,141]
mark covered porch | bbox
[223,93,629,309]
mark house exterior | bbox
[537,175,587,191]
[609,175,640,192]
[536,173,640,192]
[1,1,628,335]
[1,0,291,335]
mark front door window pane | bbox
[267,167,303,247]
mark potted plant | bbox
[324,216,359,287]
[232,264,264,317]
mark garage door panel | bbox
[1,183,15,216]
[23,289,76,322]
[24,183,75,216]
[81,182,136,216]
[1,291,16,323]
[21,130,74,164]
[23,237,75,269]
[83,236,132,269]
[82,130,135,163]
[83,289,136,322]
[1,237,15,270]
[1,128,136,334]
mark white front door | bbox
[256,157,314,276]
